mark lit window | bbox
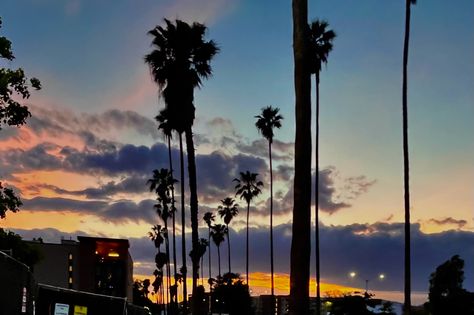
[68,253,73,260]
[69,266,73,272]
[69,277,73,284]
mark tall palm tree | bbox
[203,212,215,283]
[210,224,227,277]
[402,1,417,314]
[217,197,239,274]
[309,19,336,315]
[147,168,176,312]
[255,106,283,299]
[234,171,263,285]
[289,0,312,314]
[145,19,219,312]
[156,109,179,295]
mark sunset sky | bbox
[1,0,473,304]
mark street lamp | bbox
[347,271,386,293]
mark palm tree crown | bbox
[203,211,215,228]
[234,171,263,205]
[217,197,239,225]
[255,106,283,144]
[309,20,336,75]
[145,19,219,132]
[147,168,176,220]
[210,224,226,250]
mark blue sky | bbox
[1,0,473,302]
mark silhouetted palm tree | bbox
[217,197,239,274]
[203,212,215,283]
[148,168,176,312]
[234,171,263,285]
[198,238,209,285]
[145,19,219,312]
[149,224,168,312]
[255,105,283,298]
[309,19,336,315]
[289,0,312,314]
[402,1,417,314]
[211,224,227,277]
[156,109,179,293]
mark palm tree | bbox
[210,224,227,277]
[234,171,263,285]
[289,0,312,314]
[145,19,219,312]
[217,197,239,274]
[203,211,216,282]
[309,19,336,315]
[149,224,168,313]
[402,1,417,314]
[156,109,179,297]
[255,106,283,299]
[147,168,176,312]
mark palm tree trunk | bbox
[289,0,312,314]
[226,223,231,274]
[208,227,212,280]
[168,137,178,292]
[179,133,187,309]
[201,254,204,285]
[269,141,275,300]
[217,245,221,277]
[246,202,250,285]
[164,223,172,315]
[184,126,200,315]
[403,0,412,314]
[315,72,321,315]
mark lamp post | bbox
[348,271,386,294]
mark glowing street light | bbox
[378,274,385,280]
[349,271,357,278]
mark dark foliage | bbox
[211,273,253,315]
[0,228,41,268]
[427,255,474,315]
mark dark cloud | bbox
[21,197,157,224]
[427,217,467,229]
[28,106,160,141]
[196,151,267,202]
[2,143,63,172]
[236,139,293,162]
[28,175,149,200]
[270,167,358,216]
[317,168,352,213]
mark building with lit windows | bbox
[28,236,133,300]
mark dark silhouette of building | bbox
[29,236,133,301]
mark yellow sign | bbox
[73,305,87,315]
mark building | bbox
[29,236,133,301]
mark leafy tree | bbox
[217,197,238,274]
[0,183,22,219]
[211,273,253,315]
[0,17,41,220]
[210,224,227,277]
[234,171,263,285]
[427,255,474,315]
[203,211,215,283]
[309,19,336,315]
[401,1,417,314]
[145,20,219,313]
[0,228,41,268]
[255,105,283,298]
[289,1,312,314]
